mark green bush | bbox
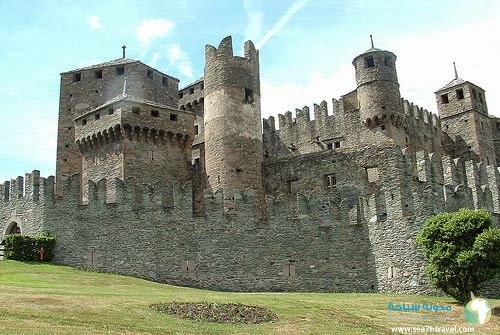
[4,233,56,262]
[416,208,500,304]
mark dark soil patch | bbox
[150,301,277,324]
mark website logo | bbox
[464,292,492,325]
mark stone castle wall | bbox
[2,146,498,297]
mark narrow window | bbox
[194,124,199,135]
[284,264,296,277]
[200,83,204,90]
[244,88,254,102]
[334,141,341,148]
[384,56,392,67]
[147,69,153,79]
[189,87,194,94]
[325,173,337,187]
[170,113,177,121]
[95,113,100,120]
[108,107,114,115]
[327,143,333,150]
[132,106,140,114]
[162,76,168,86]
[82,119,87,125]
[365,56,375,68]
[217,175,221,183]
[456,88,464,100]
[116,66,125,75]
[481,121,484,130]
[73,73,81,82]
[472,89,477,99]
[95,70,103,78]
[366,167,379,183]
[179,92,184,99]
[496,122,500,131]
[151,110,159,117]
[440,94,449,104]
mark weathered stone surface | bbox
[1,36,499,297]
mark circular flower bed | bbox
[150,301,277,324]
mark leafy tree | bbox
[416,208,500,304]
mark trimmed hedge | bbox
[4,233,56,261]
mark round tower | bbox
[204,36,263,207]
[352,43,402,128]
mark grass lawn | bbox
[0,260,498,334]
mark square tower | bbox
[56,57,180,193]
[436,78,495,165]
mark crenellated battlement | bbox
[401,98,441,130]
[74,96,193,152]
[399,149,500,215]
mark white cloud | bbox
[256,0,309,49]
[87,15,102,30]
[135,18,174,45]
[385,17,500,116]
[243,0,263,42]
[146,45,193,79]
[261,63,354,122]
[261,17,500,127]
[167,44,193,78]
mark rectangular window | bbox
[384,56,392,67]
[73,73,81,82]
[456,88,464,100]
[284,264,296,277]
[132,106,140,114]
[200,83,204,90]
[334,141,341,148]
[327,143,333,150]
[95,113,100,120]
[244,88,254,102]
[95,70,103,78]
[108,107,114,115]
[147,69,153,79]
[151,110,159,117]
[194,124,199,135]
[170,113,177,121]
[472,89,477,99]
[189,87,194,94]
[497,122,500,131]
[116,66,125,75]
[365,56,375,68]
[162,76,168,86]
[81,119,87,125]
[325,173,337,187]
[179,92,184,99]
[440,94,449,104]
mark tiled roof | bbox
[436,77,466,91]
[62,58,139,74]
[179,77,204,90]
[74,93,182,121]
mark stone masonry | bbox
[1,36,499,297]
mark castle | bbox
[1,36,499,296]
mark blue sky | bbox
[1,0,500,182]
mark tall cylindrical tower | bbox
[204,36,263,207]
[352,47,402,127]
